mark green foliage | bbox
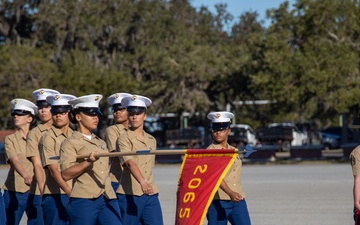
[0,45,58,115]
[252,0,360,125]
[1,0,360,130]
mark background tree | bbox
[251,0,360,126]
[1,0,360,132]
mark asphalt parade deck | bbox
[0,161,353,225]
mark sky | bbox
[190,0,296,27]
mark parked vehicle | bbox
[320,126,355,150]
[165,127,203,148]
[228,124,257,148]
[256,122,307,151]
[295,121,323,145]
[0,141,5,164]
[143,113,205,149]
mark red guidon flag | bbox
[175,149,237,225]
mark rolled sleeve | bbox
[4,136,16,160]
[26,130,40,158]
[105,128,118,152]
[40,135,57,167]
[60,139,79,171]
[118,135,134,164]
[352,147,360,175]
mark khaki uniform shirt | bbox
[3,130,34,193]
[105,124,127,183]
[350,145,360,175]
[27,124,50,195]
[40,126,73,195]
[207,143,245,200]
[117,130,159,196]
[60,131,115,199]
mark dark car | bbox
[320,126,355,150]
[0,141,5,164]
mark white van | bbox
[228,124,257,147]
[268,123,307,145]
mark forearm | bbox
[126,160,146,185]
[10,156,31,179]
[220,180,243,201]
[31,157,45,191]
[61,151,98,181]
[354,175,360,209]
[48,165,71,195]
[126,159,154,195]
[61,161,92,181]
[219,180,234,196]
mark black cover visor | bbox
[127,106,146,113]
[209,122,231,132]
[51,105,72,114]
[78,107,102,116]
[11,109,32,116]
[112,104,126,111]
[36,100,51,108]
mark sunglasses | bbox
[11,110,31,116]
[77,107,102,116]
[210,128,229,133]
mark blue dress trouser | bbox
[27,194,44,225]
[0,189,6,225]
[111,182,119,193]
[3,190,29,225]
[117,193,164,225]
[67,195,122,225]
[206,199,251,225]
[42,194,69,225]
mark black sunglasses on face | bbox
[210,128,229,133]
[11,110,31,116]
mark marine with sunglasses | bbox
[206,111,251,225]
[39,93,76,225]
[60,94,122,225]
[105,92,132,192]
[2,98,37,225]
[116,94,164,225]
[26,88,60,225]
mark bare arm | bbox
[47,164,72,197]
[354,175,360,210]
[61,152,97,181]
[9,156,32,186]
[219,180,243,202]
[125,159,154,195]
[30,156,45,194]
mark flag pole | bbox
[76,149,232,159]
[49,145,256,160]
[77,145,256,159]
